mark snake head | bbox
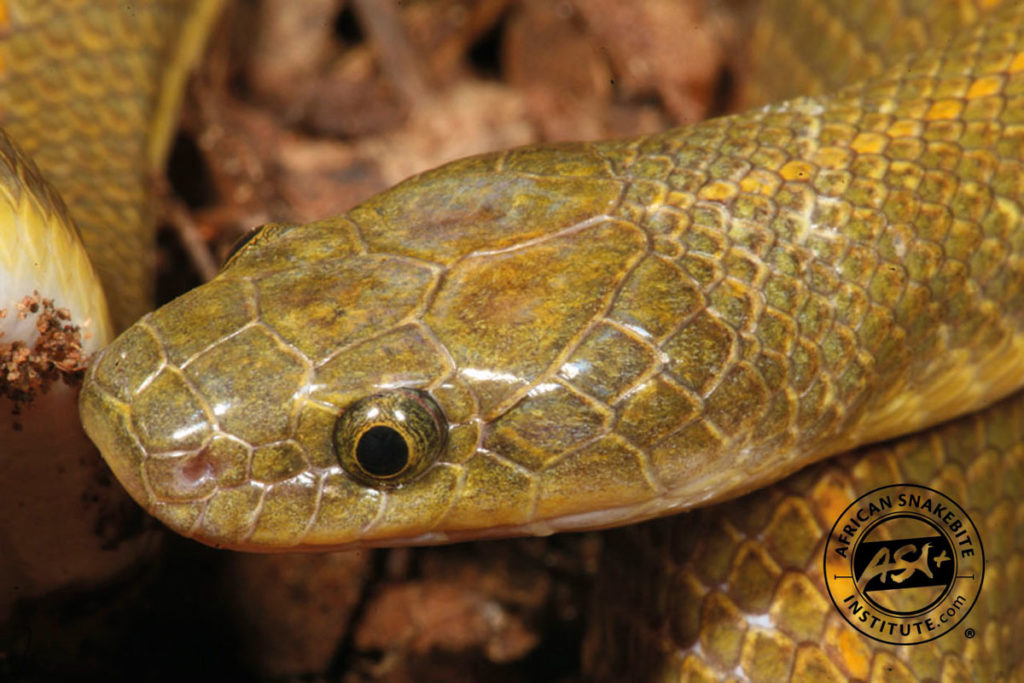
[80,144,683,551]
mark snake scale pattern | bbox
[2,0,1023,678]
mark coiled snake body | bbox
[4,0,1023,678]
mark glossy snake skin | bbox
[1,0,224,617]
[0,0,221,331]
[64,0,1024,678]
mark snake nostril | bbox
[181,448,215,483]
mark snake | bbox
[0,0,225,616]
[2,0,1021,678]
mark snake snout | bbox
[79,317,217,539]
[78,257,459,550]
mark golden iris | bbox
[333,389,447,486]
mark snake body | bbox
[0,0,222,331]
[82,0,1024,544]
[2,0,1022,677]
[1,0,222,614]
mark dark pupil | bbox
[355,425,409,477]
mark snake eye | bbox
[333,389,446,486]
[221,223,295,270]
[221,226,262,268]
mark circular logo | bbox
[823,484,984,645]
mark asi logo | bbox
[823,484,984,645]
